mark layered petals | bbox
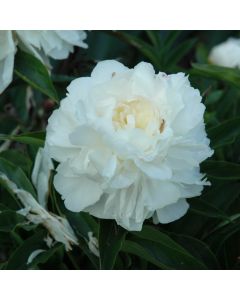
[45,60,213,231]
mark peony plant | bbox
[0,30,239,270]
[45,60,213,230]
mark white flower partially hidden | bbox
[209,38,240,68]
[31,147,54,208]
[0,30,88,93]
[45,60,213,231]
[0,172,78,251]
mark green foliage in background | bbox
[0,31,239,270]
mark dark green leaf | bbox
[189,198,230,220]
[122,237,207,270]
[6,229,46,269]
[208,117,240,148]
[205,215,240,253]
[0,131,45,147]
[98,219,127,269]
[127,226,207,269]
[0,150,32,176]
[165,38,197,67]
[114,31,162,69]
[205,90,223,106]
[192,63,240,89]
[14,50,59,101]
[169,233,220,269]
[28,243,64,268]
[0,211,25,232]
[0,157,36,198]
[201,160,240,180]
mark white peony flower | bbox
[0,30,88,93]
[208,38,240,68]
[45,60,213,231]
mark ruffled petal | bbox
[154,198,189,224]
[54,162,102,212]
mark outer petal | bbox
[91,60,129,83]
[56,30,88,49]
[54,162,102,212]
[142,178,181,210]
[154,198,189,224]
[0,31,15,93]
[45,97,80,162]
[85,182,151,231]
[31,147,54,208]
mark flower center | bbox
[112,99,165,133]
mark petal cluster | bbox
[45,60,213,231]
[209,38,240,68]
[0,30,88,93]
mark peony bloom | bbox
[208,38,240,68]
[0,30,88,93]
[45,60,213,231]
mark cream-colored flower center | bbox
[112,99,165,133]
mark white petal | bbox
[31,148,54,208]
[45,97,80,162]
[54,163,102,212]
[0,31,15,93]
[91,60,128,83]
[171,87,205,135]
[85,182,150,231]
[135,159,172,180]
[69,125,103,148]
[27,249,46,265]
[56,30,88,49]
[154,198,189,224]
[143,178,180,210]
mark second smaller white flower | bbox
[209,37,240,68]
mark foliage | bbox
[0,30,239,270]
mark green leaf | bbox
[169,233,220,269]
[146,31,161,47]
[14,50,59,101]
[0,211,25,232]
[0,157,36,198]
[122,237,207,270]
[165,38,197,67]
[126,226,207,269]
[161,31,182,54]
[98,220,127,270]
[191,63,240,89]
[201,160,240,180]
[133,225,187,252]
[205,90,224,106]
[0,131,45,147]
[208,117,240,148]
[114,31,162,69]
[6,229,47,269]
[27,243,64,268]
[205,216,240,254]
[0,150,32,176]
[122,240,168,269]
[201,181,240,211]
[189,198,230,220]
